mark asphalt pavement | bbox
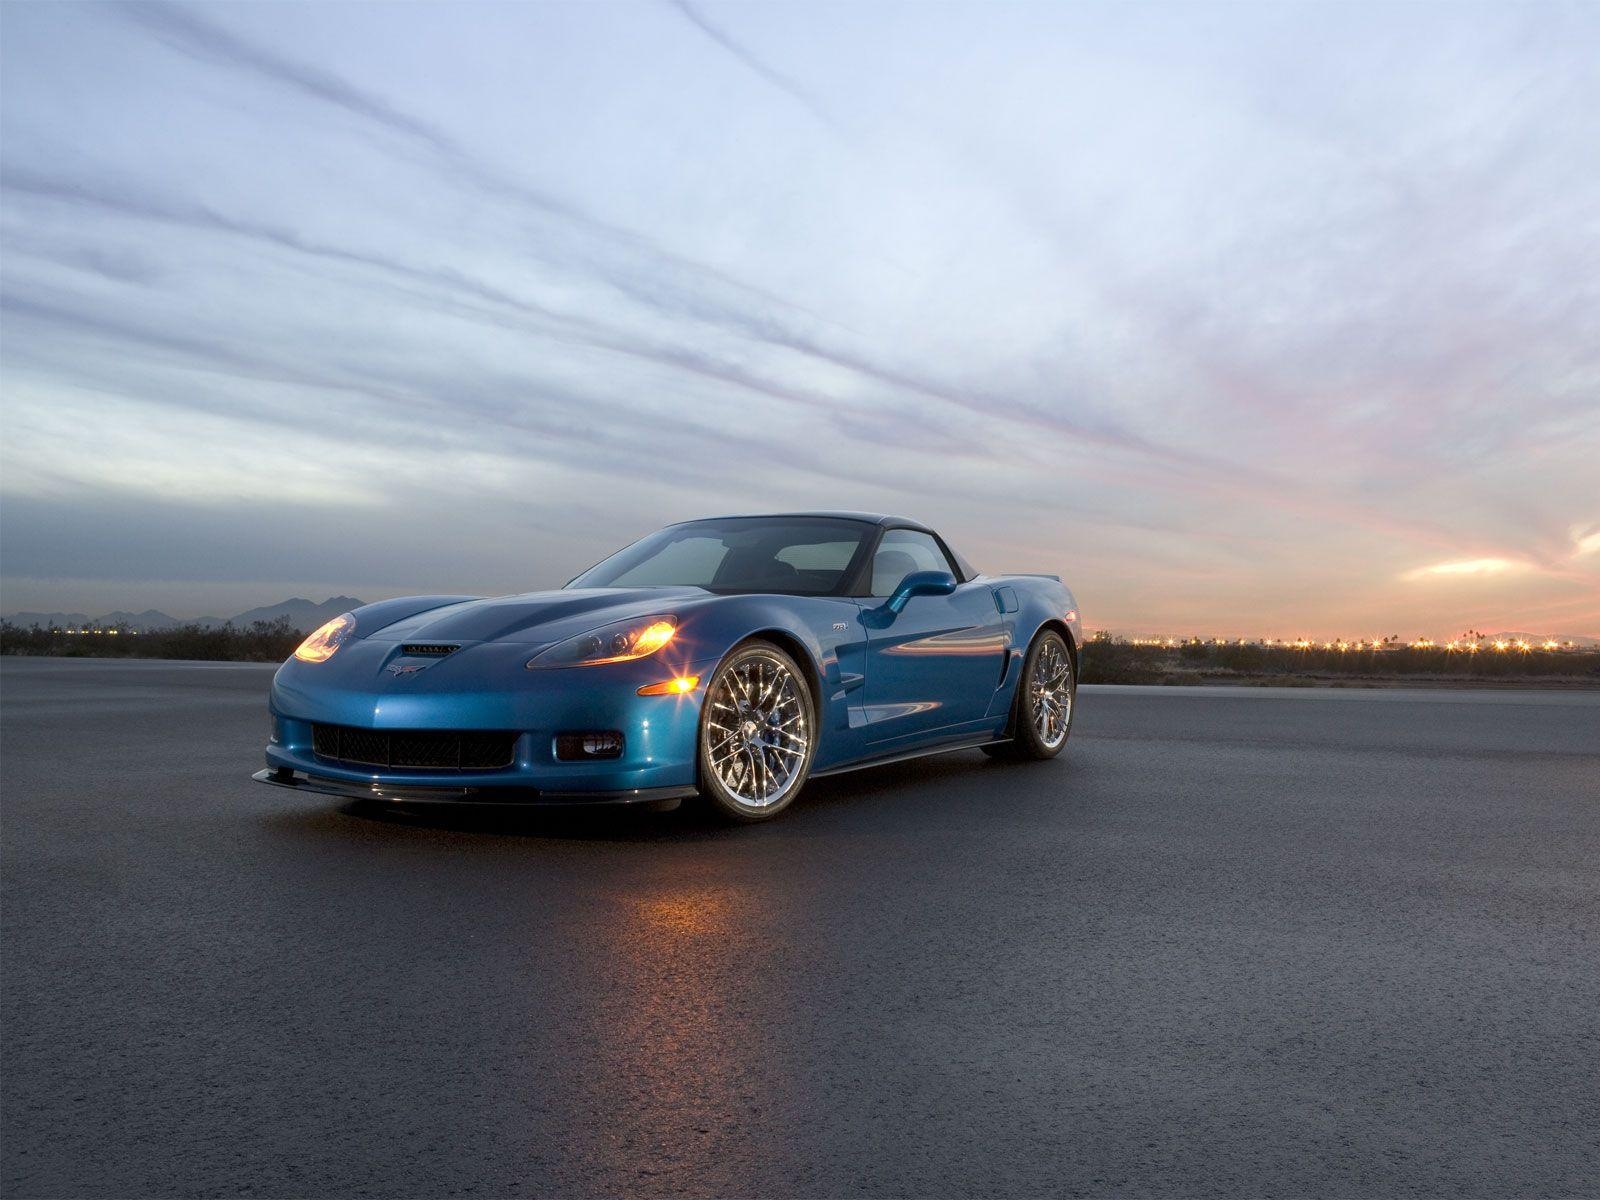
[3,658,1598,1197]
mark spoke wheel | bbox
[984,629,1075,761]
[1030,635,1074,749]
[698,641,815,820]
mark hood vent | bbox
[401,643,459,656]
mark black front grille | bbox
[400,643,459,656]
[312,724,516,770]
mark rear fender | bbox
[985,575,1081,717]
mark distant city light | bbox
[1102,632,1583,653]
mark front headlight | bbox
[526,615,677,669]
[294,613,355,663]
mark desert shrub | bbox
[0,619,302,663]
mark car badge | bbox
[387,662,429,677]
[832,622,848,631]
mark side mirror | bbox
[884,570,957,616]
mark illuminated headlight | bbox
[526,615,677,669]
[294,613,355,663]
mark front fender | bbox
[670,594,861,752]
[674,598,836,688]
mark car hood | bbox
[359,587,710,647]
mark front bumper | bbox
[260,645,718,804]
[252,767,697,807]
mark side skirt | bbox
[810,735,1011,779]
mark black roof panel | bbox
[676,511,933,532]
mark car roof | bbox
[673,512,934,533]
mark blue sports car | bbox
[254,513,1081,821]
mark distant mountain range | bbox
[3,597,365,633]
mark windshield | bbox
[568,517,874,596]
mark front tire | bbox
[698,640,816,821]
[983,629,1076,761]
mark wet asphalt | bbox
[2,658,1598,1198]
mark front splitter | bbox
[252,768,697,807]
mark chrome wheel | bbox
[1030,636,1073,749]
[704,650,810,809]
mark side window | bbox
[870,530,955,597]
[775,540,857,573]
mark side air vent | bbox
[401,643,459,656]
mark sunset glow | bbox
[0,3,1595,639]
[1402,559,1530,581]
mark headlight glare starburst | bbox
[527,616,678,669]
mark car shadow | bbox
[263,748,1046,844]
[337,796,728,842]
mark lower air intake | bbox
[312,724,516,770]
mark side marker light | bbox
[637,676,700,696]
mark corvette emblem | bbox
[387,662,429,677]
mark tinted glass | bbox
[870,529,956,596]
[569,518,874,596]
[601,536,727,587]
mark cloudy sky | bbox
[1,0,1596,637]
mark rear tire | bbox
[986,629,1075,761]
[697,640,816,822]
